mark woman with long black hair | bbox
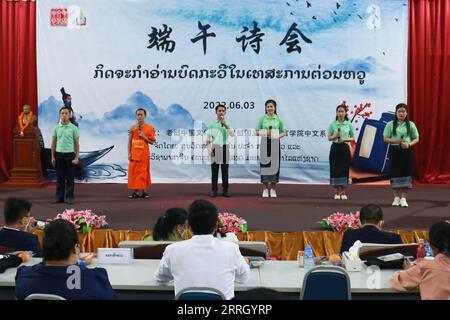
[328,104,354,200]
[145,208,188,241]
[256,99,286,198]
[383,103,419,207]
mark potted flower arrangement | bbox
[217,212,248,242]
[317,211,361,233]
[55,209,108,233]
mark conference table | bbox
[0,258,419,300]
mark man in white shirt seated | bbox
[154,200,250,299]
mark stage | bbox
[0,183,448,232]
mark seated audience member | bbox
[15,219,117,300]
[390,222,450,300]
[143,208,188,241]
[0,198,42,256]
[155,200,250,299]
[340,204,401,253]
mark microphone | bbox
[220,115,225,127]
[337,128,341,141]
[138,123,142,139]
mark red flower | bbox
[319,211,361,233]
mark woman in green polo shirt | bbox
[143,208,188,241]
[256,99,286,198]
[383,103,419,207]
[327,104,355,200]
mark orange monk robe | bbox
[128,123,155,190]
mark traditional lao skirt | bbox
[329,143,351,186]
[260,137,281,183]
[388,145,413,189]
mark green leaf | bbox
[317,221,329,228]
[81,225,92,234]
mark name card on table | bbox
[97,248,133,264]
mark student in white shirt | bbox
[155,200,250,299]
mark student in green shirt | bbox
[206,105,234,197]
[51,107,80,204]
[256,99,286,198]
[383,103,419,207]
[143,208,188,241]
[327,104,355,200]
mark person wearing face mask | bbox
[155,200,249,300]
[15,219,117,300]
[144,208,188,241]
[0,198,42,257]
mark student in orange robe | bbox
[128,108,156,199]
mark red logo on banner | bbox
[50,9,68,27]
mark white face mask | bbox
[23,217,32,232]
[179,227,188,240]
[75,244,81,262]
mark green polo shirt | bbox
[207,119,233,145]
[383,121,419,145]
[142,233,180,241]
[256,114,286,133]
[52,121,80,153]
[328,120,354,144]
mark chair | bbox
[175,287,226,300]
[118,240,176,249]
[132,244,171,259]
[0,245,15,254]
[238,242,268,259]
[25,293,66,300]
[300,266,351,300]
[119,241,175,259]
[119,240,269,259]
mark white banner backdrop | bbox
[37,0,408,183]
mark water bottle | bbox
[424,242,433,258]
[416,239,425,259]
[297,251,305,268]
[304,244,315,269]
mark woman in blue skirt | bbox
[383,103,419,207]
[328,104,355,200]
